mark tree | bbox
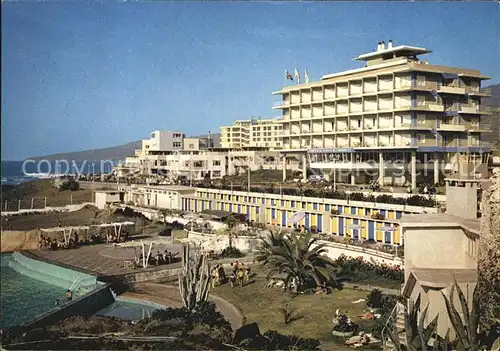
[158,208,174,228]
[254,232,338,293]
[223,214,239,248]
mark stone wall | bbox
[1,229,40,252]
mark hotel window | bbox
[213,160,221,166]
[173,142,182,148]
[173,133,182,138]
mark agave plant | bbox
[441,279,499,351]
[254,232,338,293]
[387,294,449,351]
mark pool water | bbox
[0,254,66,329]
[95,301,159,321]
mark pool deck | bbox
[28,244,182,277]
[27,244,254,279]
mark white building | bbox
[122,185,195,210]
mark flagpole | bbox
[284,69,287,87]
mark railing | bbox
[273,101,290,107]
[416,103,445,111]
[381,301,405,348]
[458,104,480,114]
[412,81,438,90]
[439,124,466,131]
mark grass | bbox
[213,274,380,350]
[1,179,94,210]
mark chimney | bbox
[377,42,382,52]
[381,41,386,50]
[388,40,393,49]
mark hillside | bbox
[27,133,221,162]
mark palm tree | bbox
[223,214,239,248]
[255,232,338,293]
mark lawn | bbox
[213,275,381,350]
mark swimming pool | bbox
[95,300,161,321]
[0,254,66,329]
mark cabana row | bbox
[40,221,135,245]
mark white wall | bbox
[186,232,403,267]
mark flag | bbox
[294,68,300,84]
[285,70,293,81]
[305,69,309,84]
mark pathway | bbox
[121,282,244,331]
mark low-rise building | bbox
[94,190,125,209]
[122,185,195,210]
[399,177,483,338]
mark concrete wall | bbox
[95,192,121,209]
[403,226,475,281]
[9,251,98,289]
[445,182,478,219]
[1,203,94,217]
[410,281,476,339]
[1,229,40,252]
[23,283,115,329]
[186,232,403,266]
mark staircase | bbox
[382,302,406,351]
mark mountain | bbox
[29,140,142,162]
[27,133,222,162]
[483,83,500,108]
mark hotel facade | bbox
[220,118,284,149]
[274,41,492,188]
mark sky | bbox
[2,2,499,160]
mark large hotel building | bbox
[273,41,492,188]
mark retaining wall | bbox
[186,231,403,267]
[1,203,94,217]
[22,283,115,329]
[1,229,40,253]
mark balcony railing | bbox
[411,82,439,90]
[415,103,445,112]
[273,101,290,107]
[439,124,466,132]
[437,85,466,95]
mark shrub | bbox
[220,246,245,258]
[366,288,384,309]
[333,255,404,283]
[59,180,80,191]
[330,208,340,215]
[332,314,359,333]
[261,330,321,350]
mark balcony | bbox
[273,101,290,109]
[439,124,466,132]
[414,103,445,112]
[466,87,492,96]
[410,82,438,91]
[437,85,466,95]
